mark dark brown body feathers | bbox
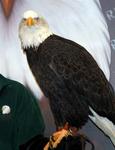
[24,35,115,128]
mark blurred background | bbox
[100,0,115,88]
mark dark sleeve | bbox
[13,83,45,146]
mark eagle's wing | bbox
[47,42,114,117]
[36,44,91,127]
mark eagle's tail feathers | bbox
[89,107,115,146]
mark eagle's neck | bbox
[19,25,53,49]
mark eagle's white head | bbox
[19,10,53,49]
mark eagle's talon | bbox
[44,128,72,150]
[52,129,72,148]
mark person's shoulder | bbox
[0,74,25,90]
[6,77,26,91]
[1,75,33,98]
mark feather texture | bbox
[23,35,115,129]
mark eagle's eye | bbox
[23,18,26,21]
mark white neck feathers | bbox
[19,24,53,49]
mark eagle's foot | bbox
[51,128,72,148]
[44,123,78,150]
[43,129,72,150]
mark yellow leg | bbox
[43,122,77,149]
[43,142,50,150]
[52,129,70,148]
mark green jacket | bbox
[0,74,45,150]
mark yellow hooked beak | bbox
[26,17,35,26]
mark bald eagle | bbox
[0,1,114,149]
[19,10,115,148]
